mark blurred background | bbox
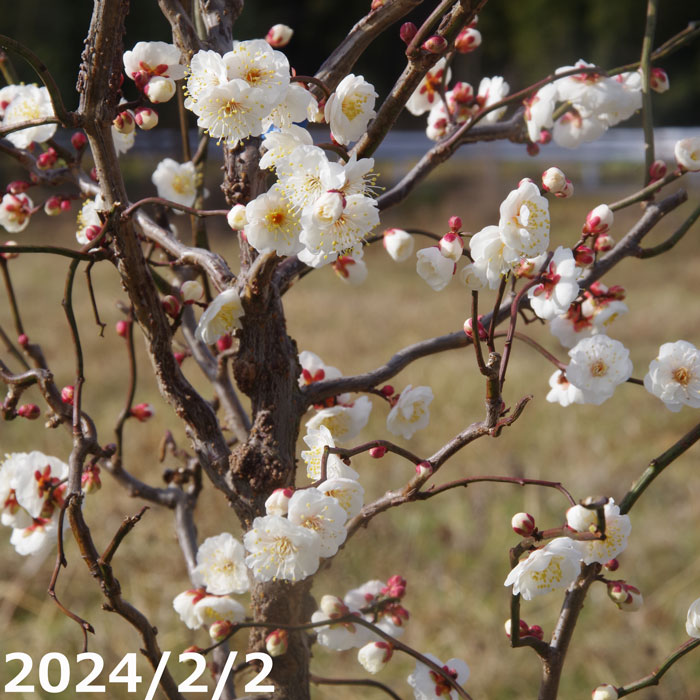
[2,1,700,698]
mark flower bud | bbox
[358,641,393,674]
[81,464,101,494]
[593,233,614,253]
[226,203,248,230]
[17,403,41,419]
[439,232,464,261]
[526,142,540,157]
[319,595,347,617]
[113,110,135,134]
[511,512,536,537]
[382,575,407,598]
[448,215,462,232]
[583,204,614,236]
[37,148,57,170]
[181,279,204,304]
[527,624,544,640]
[650,67,669,93]
[539,129,552,145]
[44,195,63,216]
[265,488,293,516]
[333,255,368,285]
[134,107,159,130]
[369,446,387,458]
[607,581,643,611]
[61,385,75,405]
[399,22,417,45]
[422,35,447,54]
[174,351,186,366]
[591,684,618,700]
[463,316,488,340]
[144,76,176,103]
[555,179,574,198]
[1,240,19,260]
[504,618,530,638]
[648,159,667,182]
[116,320,130,338]
[162,295,181,318]
[265,629,289,656]
[7,180,30,194]
[574,245,594,266]
[265,24,294,48]
[209,620,235,642]
[415,461,433,477]
[541,167,567,194]
[604,558,619,572]
[380,385,394,397]
[455,26,482,53]
[674,137,700,172]
[60,199,71,212]
[18,333,29,346]
[71,132,88,151]
[130,403,154,422]
[183,646,202,655]
[383,228,414,262]
[217,333,233,352]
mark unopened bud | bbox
[113,111,135,134]
[134,107,159,130]
[17,403,41,419]
[448,215,462,232]
[216,333,233,352]
[527,624,544,640]
[130,403,154,422]
[44,195,63,216]
[319,595,346,617]
[455,27,482,53]
[174,351,186,366]
[81,464,101,494]
[7,180,30,195]
[648,159,667,182]
[18,333,29,346]
[61,385,74,405]
[265,629,289,656]
[511,512,536,537]
[574,245,594,266]
[332,255,367,285]
[209,620,235,642]
[60,199,71,212]
[380,385,394,397]
[583,204,613,236]
[369,446,387,458]
[115,320,130,338]
[383,228,414,262]
[555,179,574,198]
[539,129,552,145]
[526,142,540,157]
[265,488,294,516]
[541,167,567,194]
[382,575,407,598]
[604,558,619,572]
[649,67,669,94]
[415,461,433,477]
[422,35,447,54]
[439,232,464,262]
[183,646,202,655]
[71,132,88,151]
[226,203,248,230]
[594,233,614,253]
[265,24,294,48]
[181,279,204,303]
[592,684,618,700]
[36,148,57,170]
[607,581,643,611]
[504,618,530,638]
[399,22,418,45]
[463,316,488,340]
[162,295,181,318]
[357,641,393,674]
[144,76,176,103]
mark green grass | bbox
[1,164,700,699]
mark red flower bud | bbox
[17,403,41,419]
[71,132,88,151]
[369,446,387,458]
[217,333,233,352]
[130,403,154,422]
[61,385,75,405]
[7,180,30,195]
[161,295,181,319]
[380,384,394,397]
[399,22,417,45]
[422,35,447,54]
[448,215,462,232]
[18,333,29,346]
[115,320,130,338]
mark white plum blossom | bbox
[144,76,176,103]
[357,641,393,674]
[277,145,338,212]
[226,203,248,230]
[498,180,550,262]
[541,166,567,194]
[317,477,364,520]
[566,335,633,405]
[298,350,342,387]
[383,228,415,262]
[546,370,584,408]
[244,514,321,582]
[333,255,368,285]
[324,74,377,146]
[287,488,347,557]
[504,537,582,600]
[686,597,700,638]
[524,83,558,142]
[407,653,470,700]
[592,685,619,700]
[406,58,451,116]
[386,385,434,439]
[75,195,106,246]
[263,83,316,131]
[265,488,292,516]
[591,300,629,333]
[151,158,197,208]
[305,396,373,443]
[301,425,359,481]
[459,262,488,291]
[244,184,302,256]
[10,518,59,557]
[0,193,34,233]
[173,589,207,629]
[259,125,314,170]
[184,50,229,111]
[643,340,700,412]
[192,532,249,595]
[674,137,700,171]
[311,596,371,650]
[2,85,57,148]
[266,24,294,48]
[195,288,244,345]
[416,246,454,291]
[469,225,509,288]
[344,579,406,638]
[193,595,246,626]
[527,247,579,321]
[112,124,136,154]
[566,499,631,564]
[552,106,606,149]
[123,41,185,84]
[477,76,509,122]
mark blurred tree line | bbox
[3,0,698,126]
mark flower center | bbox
[171,174,192,196]
[673,366,691,386]
[342,93,368,121]
[590,360,607,377]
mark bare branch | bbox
[157,0,202,56]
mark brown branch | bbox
[157,0,202,57]
[638,200,700,258]
[0,116,61,138]
[100,506,149,565]
[122,197,229,220]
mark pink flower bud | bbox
[90,167,99,182]
[648,159,667,182]
[71,132,88,151]
[115,320,130,338]
[593,233,614,253]
[555,179,574,198]
[455,26,482,53]
[439,232,464,261]
[319,595,347,617]
[61,385,75,405]
[44,195,63,216]
[539,129,552,145]
[382,575,407,598]
[174,351,186,366]
[134,107,159,130]
[650,67,669,93]
[592,684,619,700]
[209,620,235,642]
[541,167,567,194]
[604,558,619,571]
[1,240,19,260]
[358,641,393,674]
[60,199,71,212]
[265,24,294,48]
[607,581,643,611]
[504,618,530,638]
[183,646,202,655]
[527,624,544,640]
[380,384,394,397]
[369,446,387,458]
[574,245,594,266]
[463,316,488,340]
[582,204,614,236]
[130,403,154,422]
[6,180,30,194]
[422,35,447,54]
[511,512,536,537]
[162,295,181,318]
[113,110,135,134]
[18,333,29,346]
[415,461,433,477]
[526,142,540,157]
[448,215,462,232]
[265,629,289,656]
[217,333,233,352]
[81,464,101,494]
[36,148,57,170]
[265,488,294,516]
[17,403,41,419]
[399,22,418,45]
[85,224,102,242]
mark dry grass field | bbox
[1,155,700,699]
